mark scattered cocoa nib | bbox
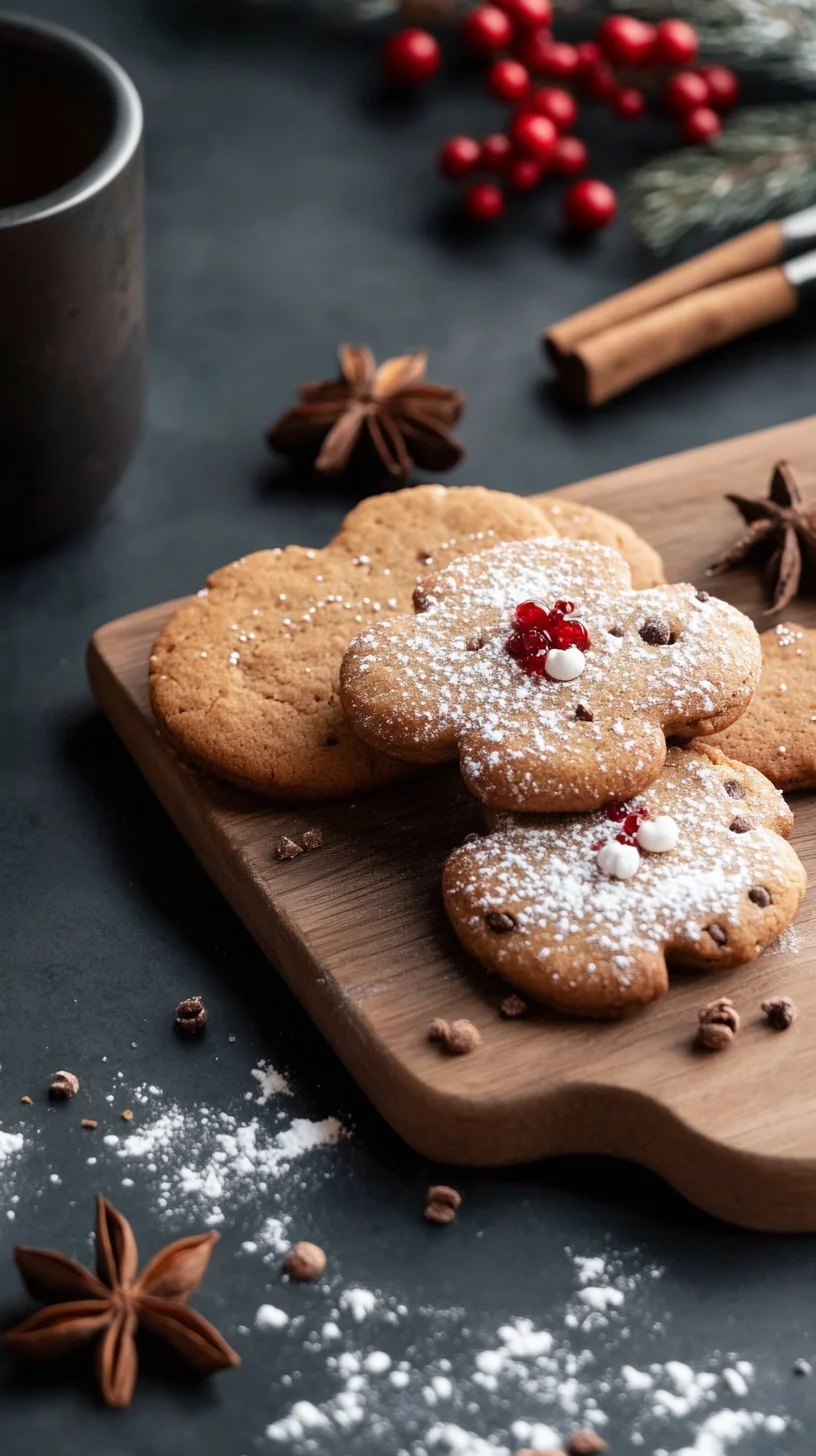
[276,835,303,861]
[49,1070,79,1100]
[81,1119,98,1130]
[20,1096,32,1106]
[762,995,797,1030]
[283,1241,326,1281]
[426,1185,461,1211]
[486,911,516,934]
[574,703,593,721]
[175,996,207,1036]
[445,1019,482,1054]
[121,1109,134,1122]
[568,1434,608,1455]
[301,828,323,851]
[500,995,528,1019]
[696,998,739,1051]
[724,779,745,799]
[729,816,753,833]
[706,923,728,946]
[639,615,671,646]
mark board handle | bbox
[558,265,798,408]
[545,219,784,361]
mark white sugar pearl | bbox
[637,815,679,854]
[596,840,640,879]
[546,645,585,681]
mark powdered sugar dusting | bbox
[342,538,760,810]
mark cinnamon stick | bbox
[545,220,783,362]
[558,266,797,408]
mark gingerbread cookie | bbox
[340,538,761,812]
[544,497,665,590]
[707,622,816,791]
[443,744,805,1018]
[149,485,560,800]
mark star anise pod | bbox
[709,460,816,614]
[4,1196,239,1408]
[267,344,466,483]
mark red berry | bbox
[536,40,579,78]
[697,64,739,112]
[480,132,513,172]
[507,156,543,191]
[552,135,587,176]
[497,0,553,27]
[487,58,531,102]
[463,182,505,222]
[653,18,699,66]
[510,111,558,161]
[575,40,603,73]
[581,60,616,101]
[597,15,656,67]
[437,136,481,180]
[681,105,721,145]
[460,5,513,55]
[613,86,646,119]
[513,27,554,72]
[663,70,709,114]
[381,29,441,86]
[528,86,577,130]
[563,178,617,231]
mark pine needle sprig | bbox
[627,104,816,252]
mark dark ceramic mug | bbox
[0,13,145,556]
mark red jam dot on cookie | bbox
[505,599,590,679]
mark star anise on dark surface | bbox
[709,460,816,614]
[267,344,466,483]
[4,1196,239,1408]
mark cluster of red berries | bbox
[505,598,590,675]
[605,799,650,847]
[379,4,739,230]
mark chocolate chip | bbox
[301,828,323,850]
[706,923,728,946]
[575,704,594,722]
[283,1242,326,1281]
[276,835,303,860]
[696,1021,734,1052]
[465,633,485,652]
[696,590,710,602]
[749,885,771,907]
[762,995,797,1030]
[607,626,624,637]
[426,1184,461,1210]
[49,1070,79,1100]
[500,994,528,1019]
[699,996,739,1033]
[729,817,753,833]
[424,1201,457,1225]
[486,911,517,934]
[724,780,745,799]
[639,616,672,646]
[175,996,208,1035]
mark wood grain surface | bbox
[87,415,816,1232]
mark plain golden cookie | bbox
[706,622,816,791]
[443,745,805,1018]
[340,537,761,813]
[149,485,558,800]
[545,496,665,589]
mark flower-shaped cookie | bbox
[443,745,805,1018]
[340,538,761,812]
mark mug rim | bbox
[0,11,142,230]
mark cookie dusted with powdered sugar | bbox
[340,538,761,813]
[544,497,665,590]
[443,745,805,1018]
[707,622,816,791]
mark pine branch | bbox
[627,104,816,251]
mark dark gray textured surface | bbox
[2,3,816,1452]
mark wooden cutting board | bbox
[88,415,816,1232]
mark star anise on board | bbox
[3,1196,239,1408]
[267,344,466,483]
[709,460,816,614]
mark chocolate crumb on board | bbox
[81,1119,98,1130]
[428,1018,450,1043]
[276,835,303,861]
[301,828,323,851]
[121,1109,134,1122]
[283,1242,326,1281]
[49,1070,79,1100]
[20,1096,32,1106]
[500,994,529,1019]
[445,1019,482,1054]
[762,995,797,1030]
[568,1433,608,1455]
[175,995,207,1036]
[424,1201,457,1225]
[696,997,739,1051]
[426,1184,462,1211]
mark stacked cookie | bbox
[338,535,806,1017]
[149,484,807,1019]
